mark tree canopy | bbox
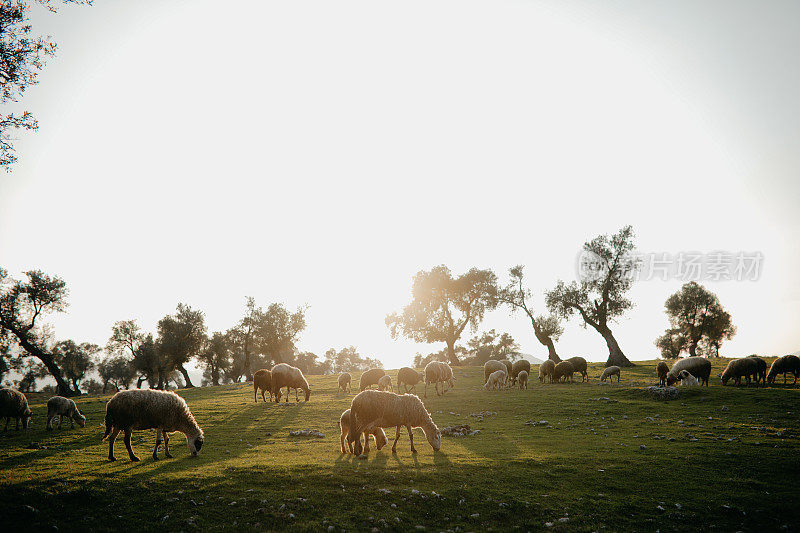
[662,281,736,357]
[156,303,207,388]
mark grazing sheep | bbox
[538,360,556,383]
[103,389,204,462]
[253,369,273,403]
[0,388,32,431]
[747,355,767,384]
[484,369,507,391]
[657,361,669,387]
[566,357,589,382]
[424,361,455,398]
[767,355,800,385]
[553,360,576,383]
[46,396,86,430]
[484,360,506,383]
[600,366,621,383]
[348,390,441,455]
[338,373,352,393]
[510,360,531,386]
[378,374,393,392]
[397,367,422,393]
[338,408,387,454]
[359,368,387,391]
[721,358,760,386]
[678,370,699,386]
[517,370,529,390]
[271,363,311,402]
[666,357,712,386]
[500,360,513,377]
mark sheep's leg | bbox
[123,429,140,461]
[46,414,53,430]
[295,388,299,402]
[364,434,371,453]
[391,426,401,454]
[340,431,347,454]
[153,429,162,460]
[285,387,290,403]
[163,432,172,458]
[407,425,416,454]
[108,428,120,461]
[57,415,63,429]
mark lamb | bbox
[566,356,588,382]
[657,361,669,387]
[600,366,621,383]
[339,408,387,454]
[348,390,441,455]
[0,388,32,431]
[338,373,352,393]
[721,358,759,386]
[665,357,711,386]
[767,354,800,385]
[747,355,767,384]
[510,360,531,386]
[103,389,204,462]
[46,396,86,430]
[553,360,576,383]
[538,360,555,383]
[253,368,273,402]
[359,368,387,391]
[271,363,311,402]
[378,374,394,392]
[424,361,455,397]
[396,367,422,393]
[484,369,507,391]
[517,370,529,390]
[678,370,699,386]
[484,360,506,382]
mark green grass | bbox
[2,359,800,532]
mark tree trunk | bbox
[178,364,194,387]
[136,376,145,389]
[243,345,253,382]
[15,334,78,396]
[599,326,634,367]
[689,340,699,357]
[445,339,460,365]
[534,328,561,362]
[212,366,219,387]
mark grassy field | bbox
[1,358,799,532]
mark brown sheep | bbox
[253,369,273,402]
[271,363,310,402]
[566,356,588,382]
[397,367,422,393]
[657,361,669,387]
[348,390,441,455]
[359,368,387,391]
[539,360,556,383]
[600,366,621,383]
[484,360,506,383]
[747,355,767,384]
[378,375,393,392]
[339,408,387,454]
[553,360,575,383]
[767,355,800,385]
[0,388,32,431]
[338,373,352,393]
[501,360,513,377]
[510,360,531,386]
[721,358,759,386]
[666,357,711,386]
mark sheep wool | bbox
[510,360,531,386]
[359,368,387,391]
[338,373,352,393]
[103,389,204,462]
[396,367,422,393]
[339,408,387,454]
[666,357,711,386]
[484,360,506,383]
[747,355,767,384]
[484,369,507,391]
[657,361,669,387]
[0,388,32,431]
[721,358,759,386]
[600,366,621,383]
[271,363,311,403]
[253,369,273,403]
[565,357,589,382]
[517,370,529,390]
[538,360,556,383]
[553,360,576,383]
[377,374,393,392]
[424,361,455,398]
[46,396,86,429]
[767,355,800,385]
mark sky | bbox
[1,0,799,379]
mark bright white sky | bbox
[1,0,799,376]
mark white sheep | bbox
[46,396,86,429]
[377,374,393,392]
[0,388,32,430]
[424,361,455,398]
[271,363,311,403]
[484,369,507,391]
[517,370,529,390]
[348,390,441,455]
[678,369,699,386]
[339,408,387,454]
[103,389,204,462]
[600,366,621,383]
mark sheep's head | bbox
[666,375,678,386]
[188,432,204,456]
[426,426,442,452]
[374,430,388,450]
[76,411,86,428]
[720,373,730,385]
[22,408,32,429]
[304,387,310,402]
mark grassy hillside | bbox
[1,358,799,532]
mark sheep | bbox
[378,374,393,392]
[657,361,669,387]
[510,360,531,386]
[338,373,352,393]
[538,360,555,383]
[348,390,441,455]
[339,408,387,454]
[253,368,273,402]
[500,360,513,377]
[747,355,767,384]
[484,369,507,391]
[600,366,621,383]
[665,357,711,386]
[271,363,311,402]
[517,370,529,390]
[484,360,506,383]
[397,367,422,393]
[767,355,800,385]
[721,358,760,386]
[46,396,86,430]
[566,357,588,382]
[359,368,387,391]
[553,360,576,383]
[0,388,32,431]
[103,389,204,462]
[678,369,699,386]
[424,361,455,398]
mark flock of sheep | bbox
[1,354,799,462]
